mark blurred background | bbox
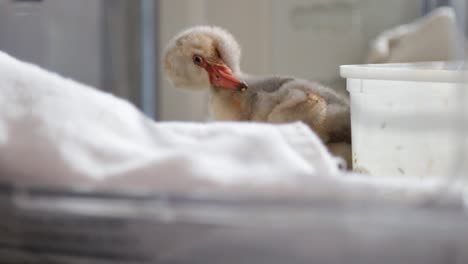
[0,0,457,121]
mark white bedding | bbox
[0,50,342,191]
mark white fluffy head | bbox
[163,25,242,90]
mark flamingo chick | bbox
[163,26,351,167]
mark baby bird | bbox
[163,26,351,166]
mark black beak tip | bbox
[237,81,248,92]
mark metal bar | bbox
[140,0,157,119]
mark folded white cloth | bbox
[0,50,340,191]
[367,7,461,64]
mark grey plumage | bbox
[213,75,351,144]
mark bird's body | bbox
[163,26,352,166]
[210,75,350,143]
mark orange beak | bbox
[201,61,248,91]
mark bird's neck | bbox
[211,86,238,96]
[209,86,254,121]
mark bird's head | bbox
[163,26,248,92]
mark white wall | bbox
[0,0,103,88]
[270,0,421,88]
[158,0,208,121]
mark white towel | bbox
[0,50,340,191]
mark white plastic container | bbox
[340,62,468,178]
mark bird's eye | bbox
[193,55,203,65]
